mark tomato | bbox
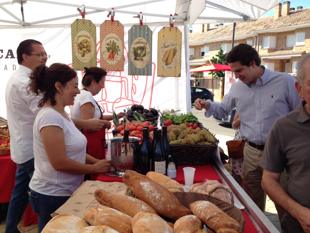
[142,121,150,127]
[164,119,173,126]
[136,125,144,131]
[148,125,155,131]
[116,125,124,132]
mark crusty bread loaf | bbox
[190,180,233,205]
[42,215,88,233]
[81,225,120,233]
[94,189,155,217]
[217,229,239,233]
[146,171,184,192]
[174,215,204,233]
[190,200,240,233]
[84,206,132,233]
[123,170,190,220]
[132,211,173,233]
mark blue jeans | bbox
[5,158,34,233]
[29,190,69,232]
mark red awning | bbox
[190,63,231,73]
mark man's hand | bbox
[194,98,209,110]
[296,207,310,233]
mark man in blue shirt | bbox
[194,44,300,211]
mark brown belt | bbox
[248,141,265,150]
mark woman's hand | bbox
[93,160,111,173]
[103,120,111,129]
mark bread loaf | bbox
[146,171,184,192]
[190,180,233,205]
[81,226,120,233]
[84,206,132,233]
[190,200,240,233]
[132,211,173,233]
[95,189,155,217]
[123,170,190,220]
[42,215,88,233]
[174,215,204,233]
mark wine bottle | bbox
[162,126,170,162]
[166,154,176,179]
[123,129,130,143]
[138,127,151,174]
[153,129,166,174]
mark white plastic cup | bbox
[183,167,196,191]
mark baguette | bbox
[84,206,132,233]
[190,200,240,233]
[146,171,184,192]
[132,211,173,233]
[95,189,155,217]
[123,170,190,220]
[174,215,204,233]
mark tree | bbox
[210,48,226,80]
[210,48,227,99]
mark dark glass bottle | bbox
[162,126,170,162]
[153,129,166,174]
[150,127,158,171]
[123,129,130,143]
[137,127,151,174]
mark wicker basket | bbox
[170,144,217,166]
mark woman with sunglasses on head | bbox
[70,67,124,160]
[28,63,111,232]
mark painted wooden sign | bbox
[100,20,124,71]
[128,25,152,76]
[71,19,97,70]
[157,27,182,77]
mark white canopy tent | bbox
[0,0,279,118]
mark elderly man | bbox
[261,54,310,233]
[194,44,301,210]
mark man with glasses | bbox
[5,39,106,233]
[194,44,301,211]
[5,39,47,233]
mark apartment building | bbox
[189,1,310,76]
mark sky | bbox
[265,0,310,16]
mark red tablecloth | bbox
[0,155,16,203]
[96,165,258,233]
[0,155,37,226]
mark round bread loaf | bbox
[132,211,173,233]
[42,215,88,233]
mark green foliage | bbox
[210,48,226,80]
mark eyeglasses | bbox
[30,52,49,58]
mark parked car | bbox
[191,86,214,104]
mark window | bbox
[189,48,194,59]
[246,39,254,46]
[200,46,209,57]
[263,62,275,70]
[286,34,295,48]
[262,36,276,49]
[292,61,298,74]
[295,32,305,45]
[221,43,232,53]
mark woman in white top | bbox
[71,67,123,160]
[28,63,110,232]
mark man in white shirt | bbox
[5,39,47,233]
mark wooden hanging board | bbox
[100,20,124,71]
[157,27,182,77]
[71,19,97,70]
[128,25,152,76]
